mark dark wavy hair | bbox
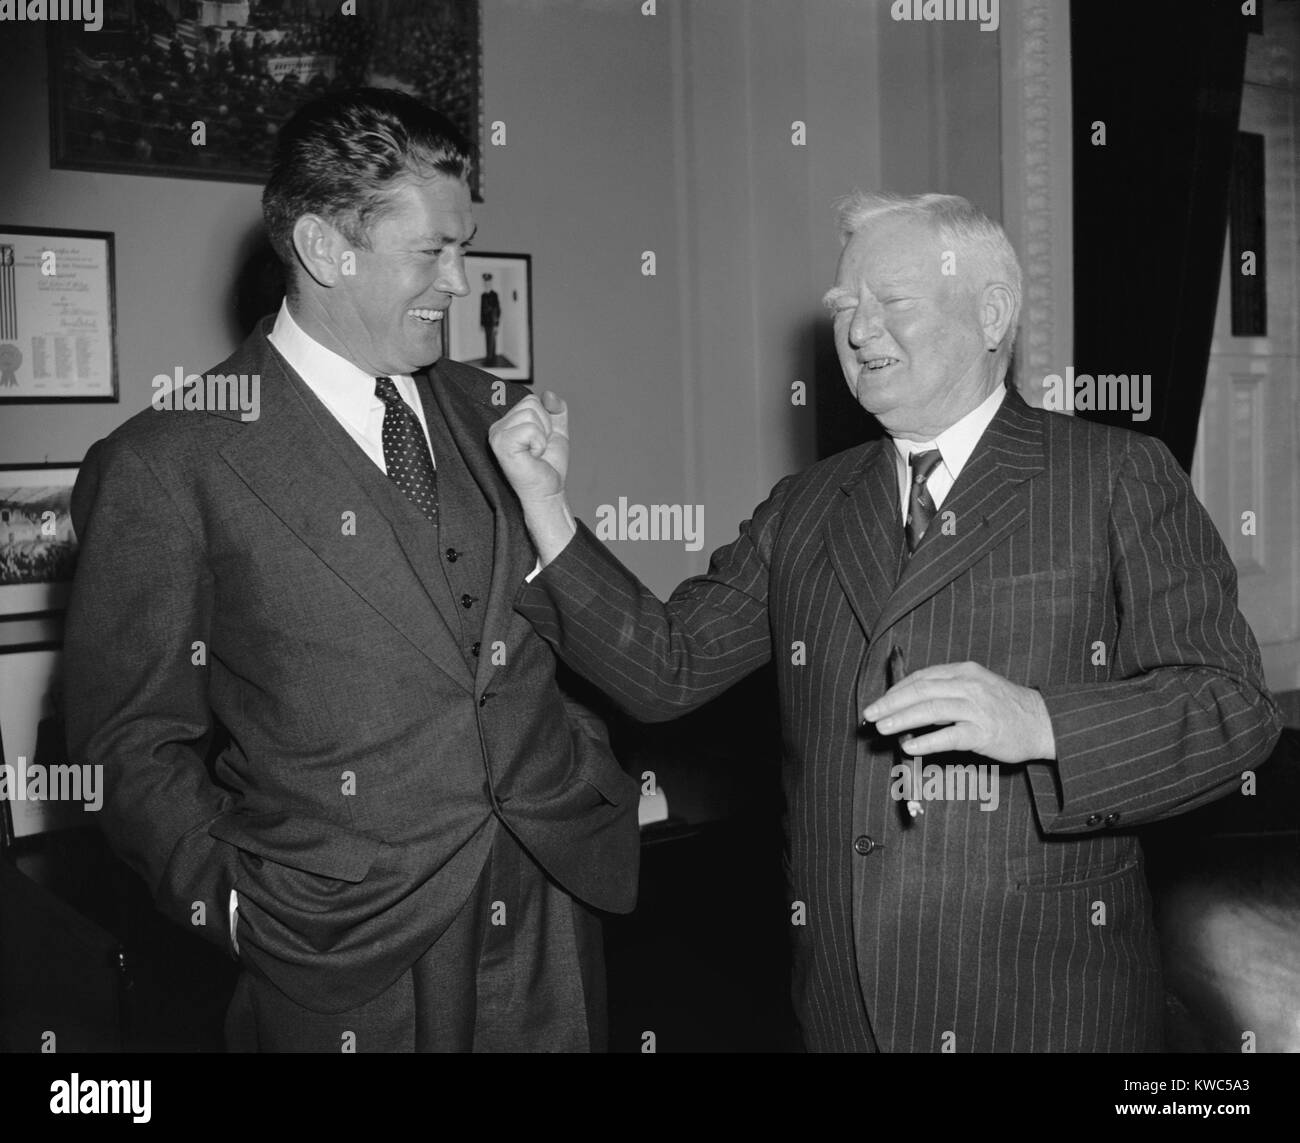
[262,87,471,284]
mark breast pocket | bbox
[970,566,1100,684]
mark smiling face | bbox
[825,214,1004,440]
[294,172,475,376]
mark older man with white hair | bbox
[491,191,1280,1052]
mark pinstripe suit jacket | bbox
[516,386,1281,1052]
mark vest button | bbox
[461,593,477,609]
[471,642,481,656]
[446,548,459,562]
[853,835,877,856]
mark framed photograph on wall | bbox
[449,253,533,384]
[0,465,80,619]
[0,227,118,404]
[47,0,484,199]
[0,642,82,845]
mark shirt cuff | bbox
[229,888,240,956]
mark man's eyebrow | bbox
[821,286,855,309]
[419,224,478,246]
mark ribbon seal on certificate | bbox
[0,343,22,388]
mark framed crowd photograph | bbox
[47,0,484,199]
[0,227,118,404]
[0,465,80,619]
[448,253,534,384]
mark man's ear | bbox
[980,282,1017,352]
[291,214,349,289]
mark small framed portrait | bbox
[448,253,533,384]
[0,465,81,619]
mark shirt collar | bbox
[268,299,412,433]
[891,384,1007,481]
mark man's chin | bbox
[398,332,445,372]
[849,368,902,414]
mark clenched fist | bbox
[489,390,570,503]
[489,390,578,566]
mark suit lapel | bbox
[825,439,903,642]
[872,389,1045,640]
[219,330,475,692]
[424,364,536,691]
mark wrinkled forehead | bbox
[836,214,942,287]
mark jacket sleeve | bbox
[1030,432,1282,832]
[62,437,239,954]
[515,477,798,723]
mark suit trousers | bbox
[223,822,607,1052]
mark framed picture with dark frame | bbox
[47,0,484,200]
[0,464,80,619]
[448,252,534,384]
[0,227,118,404]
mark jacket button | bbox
[461,593,477,609]
[446,548,459,562]
[471,641,481,656]
[1104,812,1120,826]
[479,692,496,708]
[853,835,877,856]
[1086,813,1102,827]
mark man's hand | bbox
[489,390,577,565]
[861,660,1056,764]
[489,390,570,502]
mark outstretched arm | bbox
[492,392,785,722]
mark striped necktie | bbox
[905,448,943,555]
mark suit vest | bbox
[293,369,496,676]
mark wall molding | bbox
[1000,0,1073,408]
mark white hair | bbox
[833,190,1022,361]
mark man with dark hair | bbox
[63,87,638,1052]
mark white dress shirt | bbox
[891,384,1007,521]
[267,300,437,470]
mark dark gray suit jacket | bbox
[63,318,638,1014]
[517,386,1281,1052]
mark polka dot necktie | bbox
[905,448,943,555]
[375,376,438,526]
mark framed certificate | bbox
[0,227,118,404]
